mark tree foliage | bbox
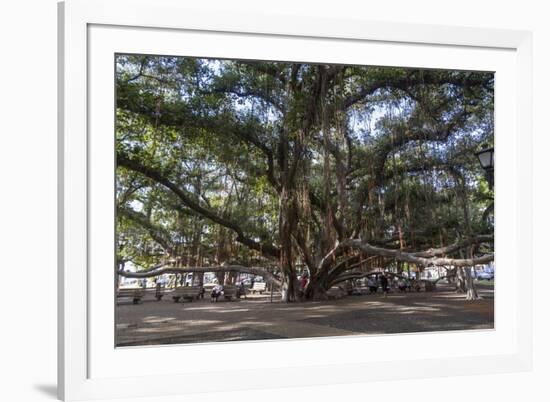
[115,55,494,301]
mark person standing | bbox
[379,274,389,297]
[300,274,308,291]
[238,280,246,299]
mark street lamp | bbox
[475,146,494,189]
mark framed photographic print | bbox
[58,0,533,400]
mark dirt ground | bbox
[116,282,494,347]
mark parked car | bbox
[477,271,494,280]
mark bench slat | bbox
[251,282,266,294]
[116,288,145,304]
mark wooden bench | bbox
[222,285,238,301]
[408,280,436,292]
[327,286,346,300]
[422,280,436,292]
[250,282,266,294]
[343,281,353,296]
[172,286,203,303]
[154,285,171,301]
[117,288,145,304]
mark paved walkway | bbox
[116,283,494,346]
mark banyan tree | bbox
[115,55,494,301]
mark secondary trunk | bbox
[456,267,467,293]
[464,266,481,300]
[279,188,298,302]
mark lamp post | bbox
[475,146,494,189]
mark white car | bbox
[477,271,494,280]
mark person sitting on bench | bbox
[237,281,247,299]
[211,284,223,302]
[398,278,408,292]
[367,277,378,294]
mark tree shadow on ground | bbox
[302,297,493,334]
[116,288,494,345]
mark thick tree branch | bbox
[344,73,493,109]
[118,206,174,254]
[118,265,281,287]
[412,234,493,258]
[117,152,280,259]
[342,239,493,267]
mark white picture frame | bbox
[58,0,533,400]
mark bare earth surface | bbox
[116,283,494,347]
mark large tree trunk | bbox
[278,117,299,302]
[304,268,331,300]
[306,278,331,300]
[215,227,228,284]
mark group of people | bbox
[210,281,248,302]
[366,275,421,296]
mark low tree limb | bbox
[118,206,174,255]
[118,265,281,287]
[342,239,493,267]
[118,151,280,259]
[411,234,493,258]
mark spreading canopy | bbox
[115,55,494,300]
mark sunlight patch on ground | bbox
[142,316,176,324]
[210,308,251,313]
